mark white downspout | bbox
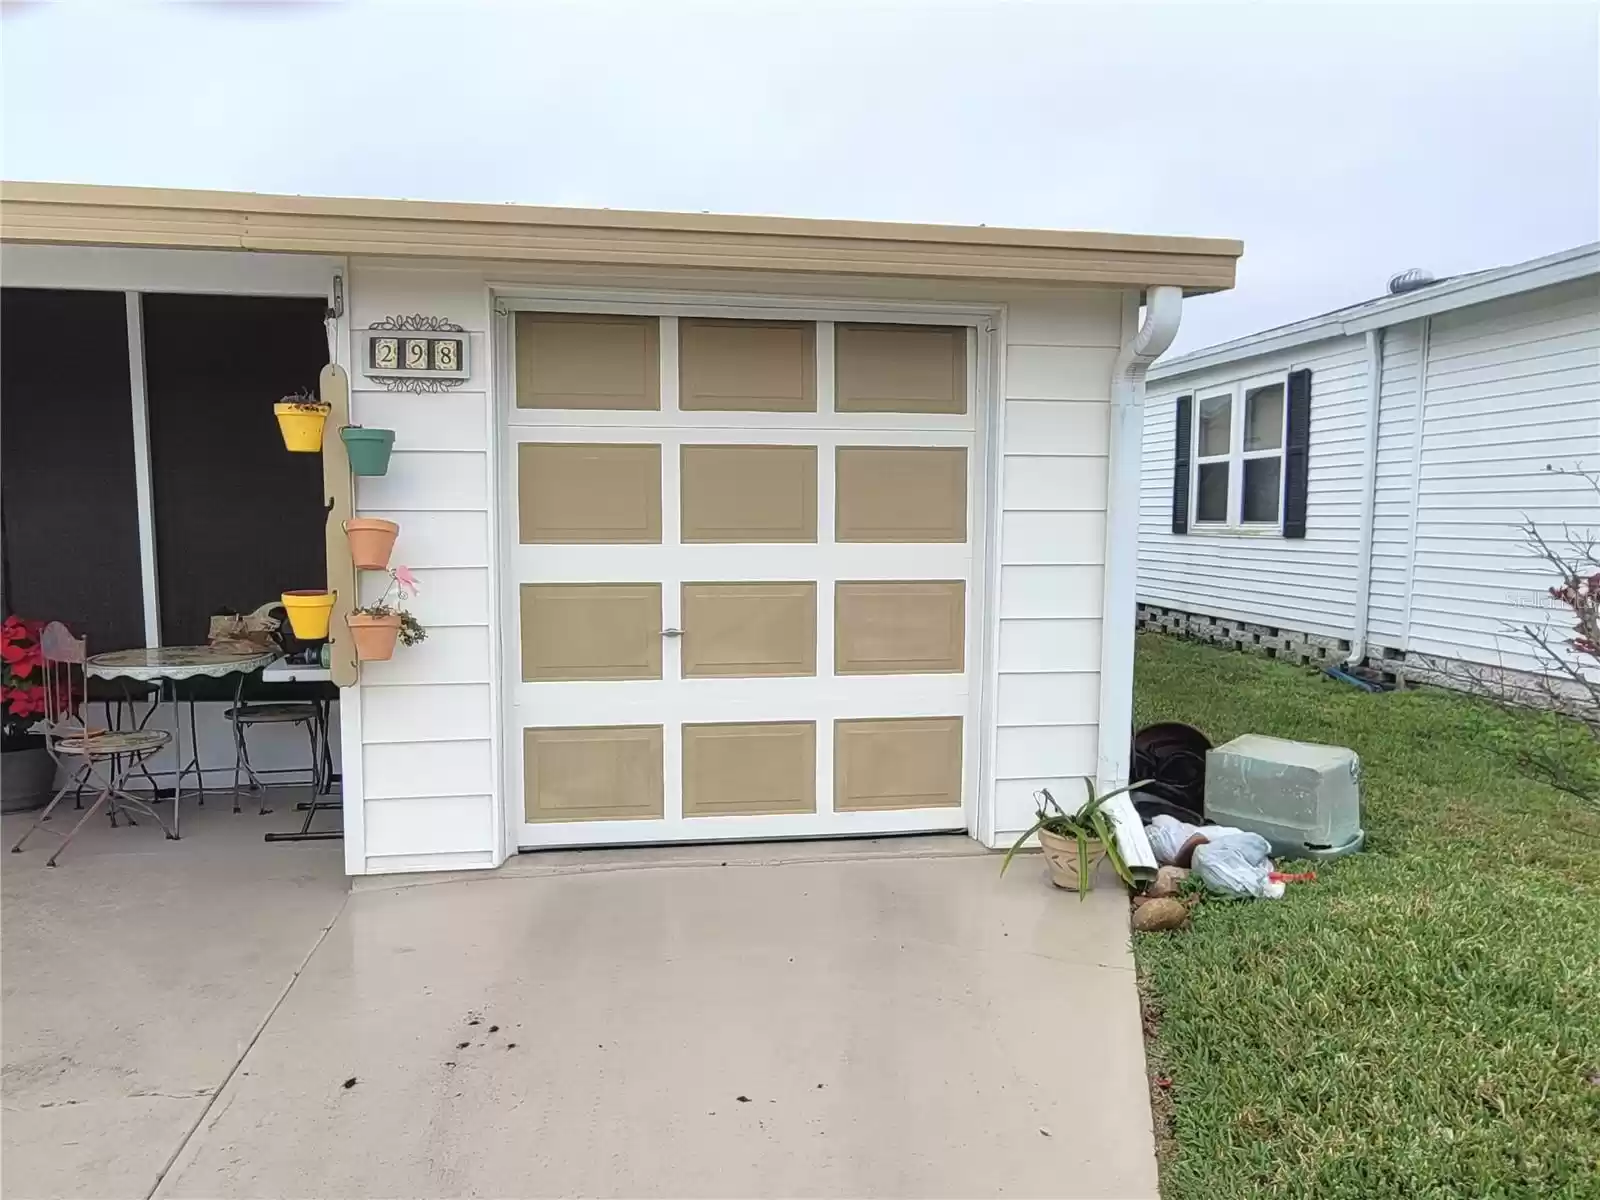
[1345,328,1384,666]
[1096,285,1183,880]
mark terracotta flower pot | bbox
[281,590,335,640]
[274,403,329,453]
[1037,828,1108,892]
[344,518,400,570]
[347,612,401,661]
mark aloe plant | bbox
[1000,777,1152,895]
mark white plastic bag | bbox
[1190,833,1284,899]
[1146,816,1200,865]
[1145,815,1248,866]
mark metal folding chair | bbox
[223,700,326,814]
[9,623,175,866]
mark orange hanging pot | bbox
[344,518,400,571]
[346,612,402,661]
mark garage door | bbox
[507,311,978,847]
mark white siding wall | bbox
[1140,335,1372,639]
[992,292,1125,844]
[1405,279,1600,671]
[347,264,500,875]
[341,262,1126,868]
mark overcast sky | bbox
[2,1,1596,353]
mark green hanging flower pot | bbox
[340,426,396,476]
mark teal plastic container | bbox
[340,426,395,476]
[1205,734,1366,860]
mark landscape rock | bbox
[1146,866,1191,899]
[1131,897,1190,933]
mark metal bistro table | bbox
[85,646,279,838]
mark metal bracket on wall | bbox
[319,362,359,688]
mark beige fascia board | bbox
[0,181,1241,292]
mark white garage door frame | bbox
[486,284,1006,852]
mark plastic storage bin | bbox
[1204,734,1365,860]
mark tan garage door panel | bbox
[836,446,967,542]
[524,725,664,822]
[835,717,963,811]
[515,312,660,410]
[519,443,662,544]
[521,583,662,681]
[681,445,817,543]
[835,581,965,675]
[682,582,816,678]
[680,318,816,412]
[682,721,816,816]
[835,323,967,414]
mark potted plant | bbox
[344,517,401,570]
[347,566,427,662]
[280,589,336,640]
[1001,777,1151,896]
[2,616,57,813]
[273,389,330,453]
[339,425,396,476]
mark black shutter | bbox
[1171,394,1193,534]
[1282,368,1313,538]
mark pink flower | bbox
[393,566,418,595]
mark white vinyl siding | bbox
[1139,272,1600,682]
[1141,335,1371,639]
[990,292,1123,844]
[1404,278,1600,672]
[349,264,500,875]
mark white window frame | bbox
[1189,371,1290,533]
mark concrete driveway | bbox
[4,815,1157,1199]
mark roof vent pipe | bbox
[1387,268,1436,295]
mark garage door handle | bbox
[662,628,683,638]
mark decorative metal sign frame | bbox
[360,314,470,393]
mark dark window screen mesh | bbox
[1,288,145,652]
[142,294,328,645]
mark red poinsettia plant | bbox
[2,616,54,749]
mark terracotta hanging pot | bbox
[344,518,400,570]
[347,612,401,661]
[280,590,336,640]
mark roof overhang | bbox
[0,181,1241,294]
[1150,241,1599,381]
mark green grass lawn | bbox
[1132,633,1600,1200]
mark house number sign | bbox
[360,315,470,393]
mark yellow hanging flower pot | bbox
[274,395,330,453]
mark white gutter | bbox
[1097,285,1183,880]
[1345,328,1385,667]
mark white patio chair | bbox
[9,623,175,866]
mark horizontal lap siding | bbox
[350,264,499,873]
[1407,280,1600,672]
[1140,335,1370,639]
[993,291,1123,840]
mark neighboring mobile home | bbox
[1139,244,1599,690]
[0,182,1240,875]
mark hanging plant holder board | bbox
[320,362,359,688]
